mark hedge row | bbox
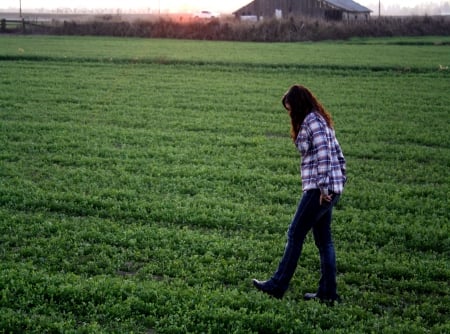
[5,15,450,41]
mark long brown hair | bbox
[282,85,334,142]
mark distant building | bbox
[233,0,371,21]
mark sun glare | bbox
[2,0,248,14]
[177,3,196,14]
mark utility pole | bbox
[19,0,22,17]
[379,0,381,17]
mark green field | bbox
[0,35,449,333]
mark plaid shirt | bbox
[295,111,346,194]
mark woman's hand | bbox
[320,193,332,205]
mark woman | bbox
[253,85,346,302]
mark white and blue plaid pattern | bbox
[295,112,346,194]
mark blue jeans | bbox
[271,189,340,299]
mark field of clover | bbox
[0,35,449,333]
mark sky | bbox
[0,0,446,14]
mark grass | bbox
[1,35,450,68]
[0,35,449,333]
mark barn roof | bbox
[325,0,371,12]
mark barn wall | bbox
[235,0,327,19]
[234,0,370,21]
[342,12,370,21]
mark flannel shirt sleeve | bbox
[335,137,347,180]
[312,119,332,194]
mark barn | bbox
[233,0,372,21]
